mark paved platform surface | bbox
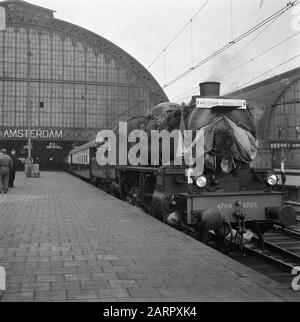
[0,172,299,302]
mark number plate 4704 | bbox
[217,202,258,210]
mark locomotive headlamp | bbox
[267,173,278,186]
[195,176,207,188]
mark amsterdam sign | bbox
[2,129,63,139]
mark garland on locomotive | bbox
[67,82,296,247]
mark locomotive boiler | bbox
[67,82,296,247]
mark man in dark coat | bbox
[0,149,13,193]
[9,149,17,188]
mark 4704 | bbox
[217,202,258,210]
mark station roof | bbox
[1,0,55,15]
[226,67,300,107]
[226,67,300,142]
[0,0,168,104]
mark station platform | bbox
[0,172,299,302]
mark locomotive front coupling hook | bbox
[233,203,246,249]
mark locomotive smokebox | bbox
[199,82,220,97]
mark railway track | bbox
[211,220,300,286]
[239,201,300,273]
[243,227,300,272]
[207,201,300,285]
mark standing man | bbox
[9,149,17,188]
[280,147,287,186]
[0,149,13,193]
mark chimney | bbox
[199,82,220,97]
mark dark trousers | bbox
[0,173,9,191]
[9,170,15,187]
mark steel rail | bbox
[273,225,300,238]
[242,240,300,271]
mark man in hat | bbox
[0,149,13,193]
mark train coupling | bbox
[232,210,247,250]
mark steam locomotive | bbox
[66,82,296,246]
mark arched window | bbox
[267,79,300,141]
